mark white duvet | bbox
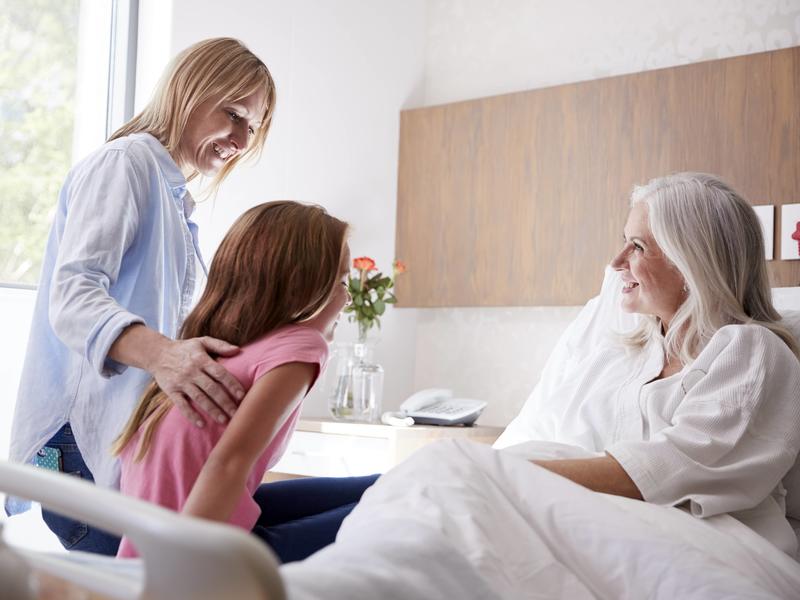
[282,439,800,600]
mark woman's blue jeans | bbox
[251,474,380,563]
[39,424,121,555]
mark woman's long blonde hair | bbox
[622,172,798,364]
[110,37,276,191]
[112,201,349,461]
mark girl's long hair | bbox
[112,201,348,460]
[622,172,798,363]
[110,37,276,192]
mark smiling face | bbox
[610,202,686,328]
[175,88,266,177]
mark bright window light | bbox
[0,0,138,287]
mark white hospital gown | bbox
[497,271,800,555]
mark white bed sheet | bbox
[283,439,800,600]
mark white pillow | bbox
[495,267,636,448]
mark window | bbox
[0,0,138,286]
[0,0,139,534]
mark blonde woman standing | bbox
[6,37,276,555]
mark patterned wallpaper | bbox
[423,0,800,106]
[412,0,800,427]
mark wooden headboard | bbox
[395,46,800,307]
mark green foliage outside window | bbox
[0,0,79,284]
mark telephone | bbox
[399,388,487,426]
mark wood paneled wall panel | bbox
[395,47,800,307]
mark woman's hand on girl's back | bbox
[109,324,245,427]
[150,336,245,427]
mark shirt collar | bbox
[182,191,196,219]
[133,132,188,200]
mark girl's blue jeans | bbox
[251,474,380,563]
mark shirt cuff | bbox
[605,441,662,504]
[86,309,146,378]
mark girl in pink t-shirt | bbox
[112,201,377,561]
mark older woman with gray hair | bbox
[497,172,800,556]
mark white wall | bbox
[153,0,800,426]
[157,0,429,416]
[0,289,35,460]
[412,0,800,426]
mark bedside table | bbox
[268,418,503,480]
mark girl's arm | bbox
[182,361,317,523]
[531,454,643,500]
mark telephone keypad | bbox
[422,401,463,415]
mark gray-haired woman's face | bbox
[176,88,265,177]
[610,202,686,329]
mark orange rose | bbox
[392,259,406,274]
[353,256,376,271]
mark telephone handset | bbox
[399,388,487,426]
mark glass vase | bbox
[327,340,384,422]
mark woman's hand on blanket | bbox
[149,336,244,427]
[531,454,643,500]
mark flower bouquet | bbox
[344,256,406,342]
[328,256,405,422]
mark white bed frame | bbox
[0,460,284,599]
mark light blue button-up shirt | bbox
[7,133,205,510]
